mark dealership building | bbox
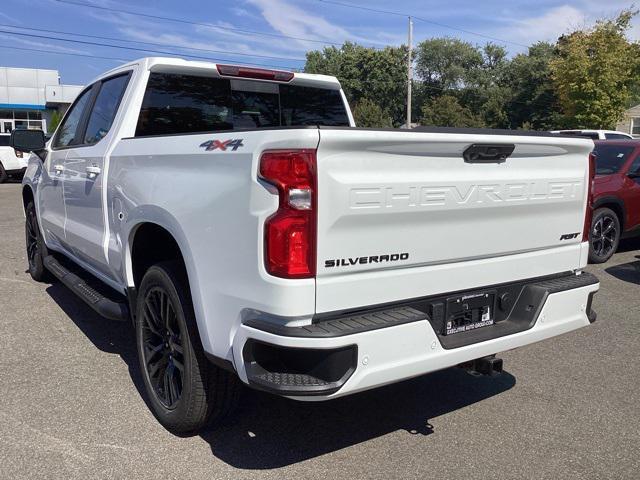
[0,66,83,135]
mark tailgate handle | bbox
[463,144,515,164]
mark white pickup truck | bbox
[14,57,599,434]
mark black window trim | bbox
[51,70,132,151]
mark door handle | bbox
[85,165,101,178]
[53,164,64,174]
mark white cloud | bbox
[246,0,353,45]
[244,0,393,47]
[499,5,588,45]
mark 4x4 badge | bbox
[200,139,244,151]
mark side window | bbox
[628,155,640,175]
[280,85,349,126]
[84,74,130,145]
[136,73,233,136]
[53,88,92,148]
[605,133,631,140]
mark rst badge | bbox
[200,139,244,152]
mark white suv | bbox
[551,129,633,140]
[0,134,28,182]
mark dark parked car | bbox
[589,140,640,263]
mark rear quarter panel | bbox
[108,128,319,358]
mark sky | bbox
[0,0,638,86]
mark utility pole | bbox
[406,16,413,129]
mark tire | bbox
[25,201,52,282]
[588,207,620,264]
[135,261,240,434]
[0,163,7,184]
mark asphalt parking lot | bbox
[1,182,639,480]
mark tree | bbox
[305,42,407,126]
[419,94,483,128]
[414,38,483,90]
[550,10,640,129]
[415,40,511,128]
[352,98,393,128]
[47,110,62,134]
[503,42,562,130]
[461,43,511,128]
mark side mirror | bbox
[10,129,46,156]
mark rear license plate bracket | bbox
[444,291,496,335]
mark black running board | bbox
[43,255,129,321]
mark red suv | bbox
[590,140,640,263]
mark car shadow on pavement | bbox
[202,367,515,469]
[43,281,515,470]
[615,236,640,254]
[44,282,147,400]
[605,258,640,285]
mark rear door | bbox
[314,128,594,312]
[622,150,640,228]
[63,72,131,279]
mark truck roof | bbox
[96,56,342,90]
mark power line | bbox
[0,29,301,70]
[316,0,407,17]
[314,0,529,48]
[0,44,129,62]
[0,24,306,63]
[54,0,354,47]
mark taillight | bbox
[583,152,596,241]
[216,64,294,82]
[259,149,316,278]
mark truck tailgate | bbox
[314,128,593,313]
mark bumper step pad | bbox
[246,306,426,338]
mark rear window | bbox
[0,135,10,147]
[136,72,349,137]
[593,144,636,175]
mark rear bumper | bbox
[232,272,599,399]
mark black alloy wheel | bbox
[135,261,241,434]
[140,286,185,409]
[24,201,51,282]
[588,208,620,264]
[26,206,39,271]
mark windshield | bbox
[593,144,636,175]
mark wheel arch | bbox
[593,196,625,231]
[123,212,213,353]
